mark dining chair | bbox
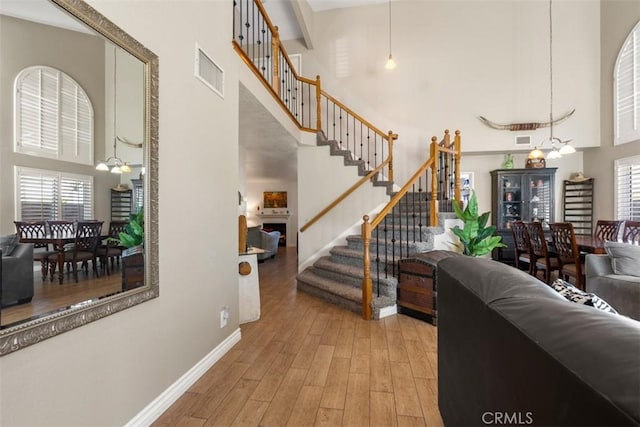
[13,220,55,280]
[47,221,103,283]
[622,221,640,244]
[511,221,532,274]
[549,222,585,290]
[47,220,75,236]
[96,220,128,275]
[594,220,623,241]
[525,221,559,284]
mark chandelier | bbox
[96,46,132,174]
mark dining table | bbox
[18,233,107,284]
[574,235,607,254]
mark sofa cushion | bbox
[605,241,640,277]
[0,234,19,257]
[551,278,618,314]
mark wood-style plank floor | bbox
[1,262,122,327]
[153,247,444,427]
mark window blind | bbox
[15,167,93,222]
[615,23,640,145]
[15,66,93,164]
[616,155,640,221]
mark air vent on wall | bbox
[195,43,224,98]
[515,135,531,146]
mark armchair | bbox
[247,226,280,261]
[1,236,34,307]
[586,250,640,321]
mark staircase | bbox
[297,188,455,319]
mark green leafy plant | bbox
[451,191,506,256]
[117,209,144,249]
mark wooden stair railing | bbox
[233,0,396,229]
[361,130,462,319]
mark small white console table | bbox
[238,247,265,324]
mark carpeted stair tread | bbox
[313,256,398,291]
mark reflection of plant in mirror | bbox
[117,209,144,248]
[451,191,506,256]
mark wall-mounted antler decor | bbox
[478,108,575,131]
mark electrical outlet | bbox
[220,307,229,328]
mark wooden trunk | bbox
[397,251,460,325]
[122,246,144,291]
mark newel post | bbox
[316,75,322,131]
[361,215,372,320]
[454,130,461,202]
[387,131,397,182]
[272,26,280,95]
[430,137,439,227]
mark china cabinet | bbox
[490,168,557,264]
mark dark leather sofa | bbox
[437,255,640,426]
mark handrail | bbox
[233,0,397,230]
[361,130,461,320]
[300,156,391,233]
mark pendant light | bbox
[530,0,575,161]
[96,46,132,174]
[385,0,396,70]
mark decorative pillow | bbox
[605,241,640,277]
[550,279,618,314]
[0,234,19,257]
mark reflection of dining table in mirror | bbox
[18,231,107,284]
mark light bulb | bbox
[558,143,576,155]
[120,163,132,173]
[385,54,396,70]
[547,149,562,159]
[96,162,109,171]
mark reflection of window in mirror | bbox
[14,66,94,164]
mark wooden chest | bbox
[397,251,460,325]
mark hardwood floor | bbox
[153,247,444,427]
[1,261,122,327]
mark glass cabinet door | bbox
[500,174,524,230]
[525,174,552,228]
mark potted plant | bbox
[116,209,144,290]
[451,191,506,257]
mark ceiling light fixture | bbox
[385,0,396,70]
[96,46,132,174]
[529,0,575,162]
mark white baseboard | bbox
[125,328,242,427]
[378,305,397,319]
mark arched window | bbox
[14,65,93,164]
[614,21,640,145]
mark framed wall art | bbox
[263,191,287,208]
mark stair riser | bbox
[296,280,390,320]
[345,238,433,254]
[311,267,397,298]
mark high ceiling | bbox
[242,0,387,181]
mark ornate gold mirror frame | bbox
[0,0,159,356]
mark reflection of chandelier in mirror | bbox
[529,0,576,161]
[96,46,132,174]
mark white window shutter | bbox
[15,66,93,164]
[616,156,640,221]
[615,23,640,145]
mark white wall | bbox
[285,0,599,186]
[584,0,640,220]
[0,1,240,426]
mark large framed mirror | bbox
[0,0,158,356]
